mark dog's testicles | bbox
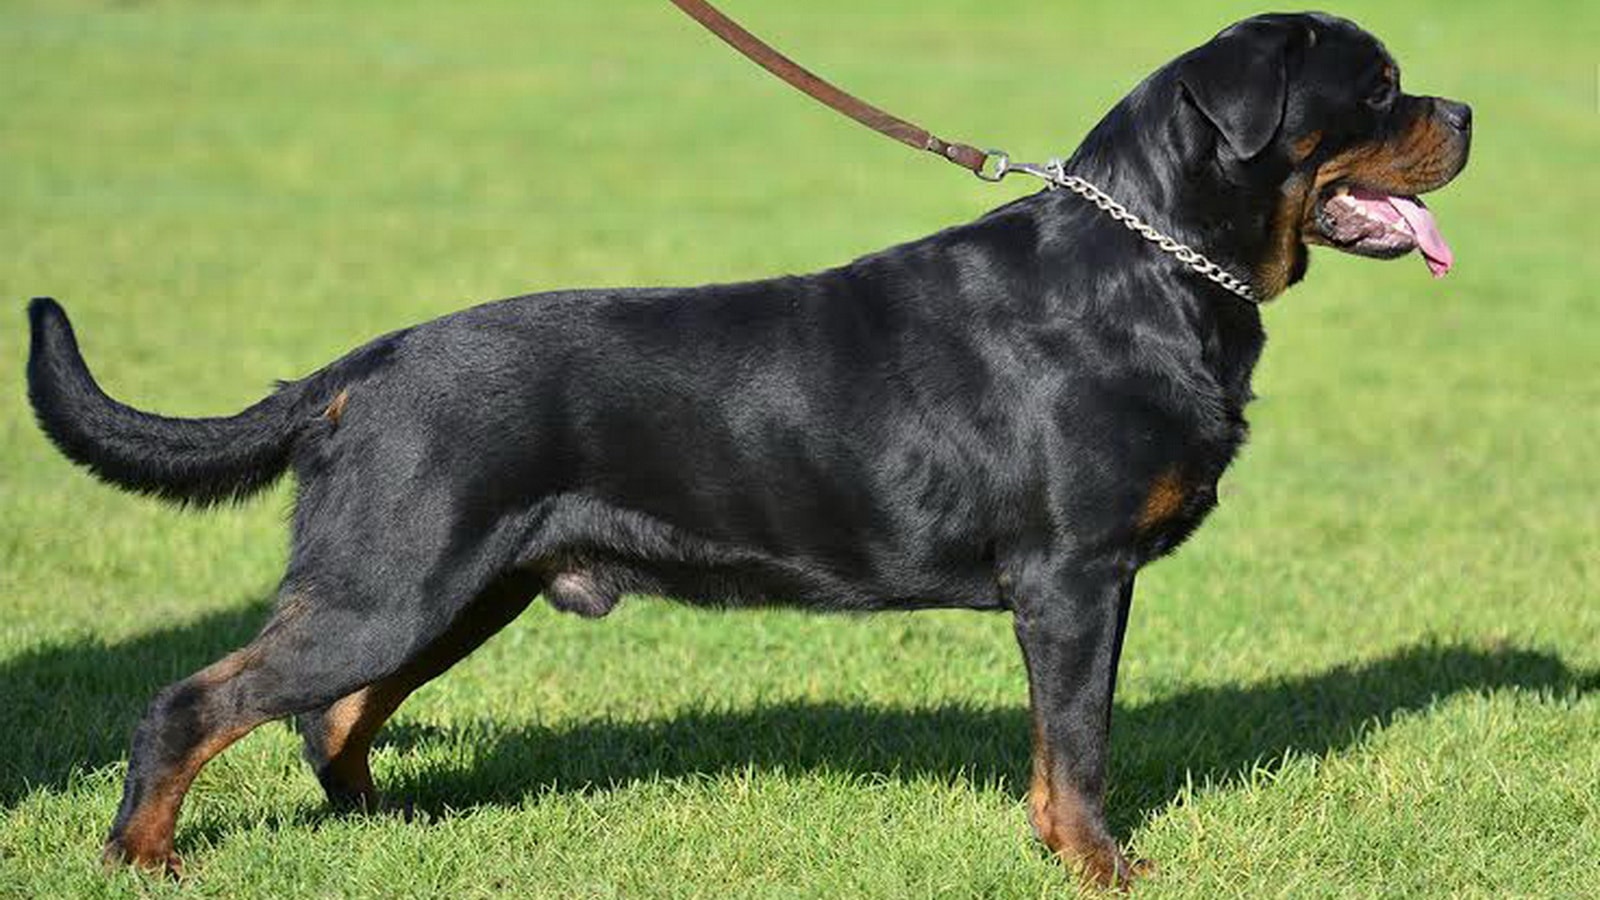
[546,571,620,618]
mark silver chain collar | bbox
[979,152,1258,304]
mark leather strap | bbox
[668,0,991,174]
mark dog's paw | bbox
[325,786,384,815]
[101,838,183,879]
[1073,844,1155,892]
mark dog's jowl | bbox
[27,12,1467,890]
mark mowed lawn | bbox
[2,0,1597,896]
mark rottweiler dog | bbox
[27,11,1468,889]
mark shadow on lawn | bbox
[376,641,1597,832]
[2,601,1595,836]
[0,597,272,807]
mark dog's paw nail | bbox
[101,840,184,879]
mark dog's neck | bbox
[1061,71,1305,301]
[1000,73,1276,422]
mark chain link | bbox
[984,153,1257,304]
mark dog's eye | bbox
[1366,82,1397,110]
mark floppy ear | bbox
[1176,22,1293,159]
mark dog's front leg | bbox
[1011,558,1150,890]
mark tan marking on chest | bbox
[1137,468,1186,531]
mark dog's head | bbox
[1088,13,1472,298]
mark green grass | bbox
[2,0,1598,896]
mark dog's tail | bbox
[26,297,330,507]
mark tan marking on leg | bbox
[110,720,258,874]
[315,682,409,803]
[191,646,261,688]
[274,592,311,622]
[1028,715,1144,889]
[108,635,284,872]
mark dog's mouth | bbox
[1313,184,1454,277]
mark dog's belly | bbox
[516,493,1006,616]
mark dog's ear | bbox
[1176,21,1295,160]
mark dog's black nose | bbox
[1440,100,1472,133]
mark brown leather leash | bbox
[667,0,996,177]
[665,0,1260,302]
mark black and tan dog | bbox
[27,12,1468,889]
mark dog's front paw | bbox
[1069,842,1155,892]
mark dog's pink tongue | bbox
[1388,195,1453,277]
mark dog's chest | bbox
[1132,437,1237,560]
[1129,334,1259,559]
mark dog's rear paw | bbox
[102,838,182,879]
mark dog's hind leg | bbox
[100,573,508,874]
[297,571,542,810]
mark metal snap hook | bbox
[974,150,1011,182]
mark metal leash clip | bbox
[975,150,1063,186]
[973,150,1012,182]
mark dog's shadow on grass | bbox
[0,597,272,808]
[377,641,1595,832]
[2,600,1594,836]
